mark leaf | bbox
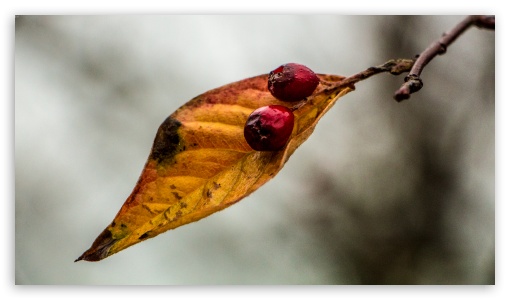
[76,73,353,262]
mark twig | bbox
[394,15,495,102]
[342,58,416,86]
[293,59,416,111]
[321,58,416,94]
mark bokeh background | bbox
[15,15,494,284]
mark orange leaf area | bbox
[76,73,353,261]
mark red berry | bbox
[244,105,295,151]
[268,63,320,102]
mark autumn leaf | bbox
[76,73,354,262]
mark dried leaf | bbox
[76,73,353,261]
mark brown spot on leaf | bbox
[172,191,182,200]
[150,117,183,163]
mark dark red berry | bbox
[268,63,320,102]
[244,105,295,151]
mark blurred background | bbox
[15,15,494,284]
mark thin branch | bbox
[292,59,416,111]
[324,58,416,92]
[394,15,495,102]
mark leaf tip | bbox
[76,227,117,262]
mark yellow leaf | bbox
[76,73,353,262]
